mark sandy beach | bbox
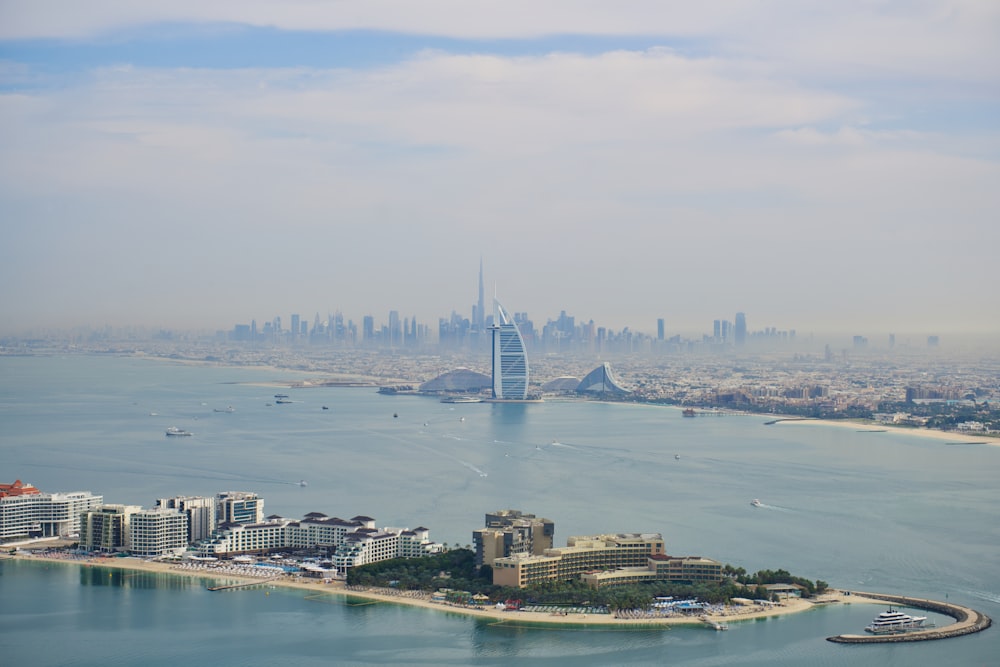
[769,417,997,446]
[9,550,879,628]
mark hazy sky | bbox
[1,1,998,338]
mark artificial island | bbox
[2,481,991,642]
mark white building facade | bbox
[0,491,104,541]
[129,508,189,558]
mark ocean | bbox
[1,354,998,666]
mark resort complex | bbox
[0,480,103,541]
[2,480,441,572]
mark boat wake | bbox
[459,461,488,477]
[962,589,1000,605]
[752,501,794,513]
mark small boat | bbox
[322,406,329,410]
[165,427,193,437]
[214,406,235,413]
[274,394,289,399]
[275,399,293,404]
[750,499,762,507]
[298,480,308,487]
[682,408,696,417]
[675,454,681,460]
[393,413,398,418]
[864,607,928,634]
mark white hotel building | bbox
[129,508,189,558]
[196,513,439,572]
[0,484,104,541]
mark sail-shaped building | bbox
[491,300,529,400]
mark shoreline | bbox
[766,416,998,446]
[10,551,877,628]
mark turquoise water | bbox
[1,355,998,665]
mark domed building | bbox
[541,376,582,394]
[419,368,492,394]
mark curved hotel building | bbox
[491,300,529,400]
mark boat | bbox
[165,427,193,437]
[675,454,681,460]
[214,406,235,413]
[750,499,762,507]
[441,396,482,404]
[275,399,293,404]
[864,607,928,634]
[682,408,696,417]
[298,480,308,487]
[274,394,289,399]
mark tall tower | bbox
[477,257,485,332]
[491,299,529,400]
[735,312,747,347]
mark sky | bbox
[1,1,998,339]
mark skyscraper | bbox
[491,299,529,400]
[735,312,747,347]
[477,257,485,333]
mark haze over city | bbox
[1,2,998,338]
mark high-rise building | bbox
[657,318,665,341]
[491,299,529,400]
[156,495,216,543]
[80,504,142,553]
[735,312,747,347]
[472,509,555,569]
[129,508,189,558]
[216,492,264,525]
[388,310,400,347]
[477,257,485,333]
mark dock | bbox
[207,577,281,591]
[827,592,992,644]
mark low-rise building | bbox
[580,555,724,588]
[492,533,666,588]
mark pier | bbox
[207,577,280,591]
[827,592,992,644]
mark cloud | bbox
[0,5,997,335]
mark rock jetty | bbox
[827,591,992,644]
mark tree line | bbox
[346,550,827,610]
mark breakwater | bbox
[827,592,992,643]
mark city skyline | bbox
[1,3,998,337]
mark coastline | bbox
[10,551,876,628]
[767,417,998,446]
[122,353,999,445]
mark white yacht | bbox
[864,607,928,634]
[165,427,193,437]
[750,499,762,507]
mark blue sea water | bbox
[1,354,998,666]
